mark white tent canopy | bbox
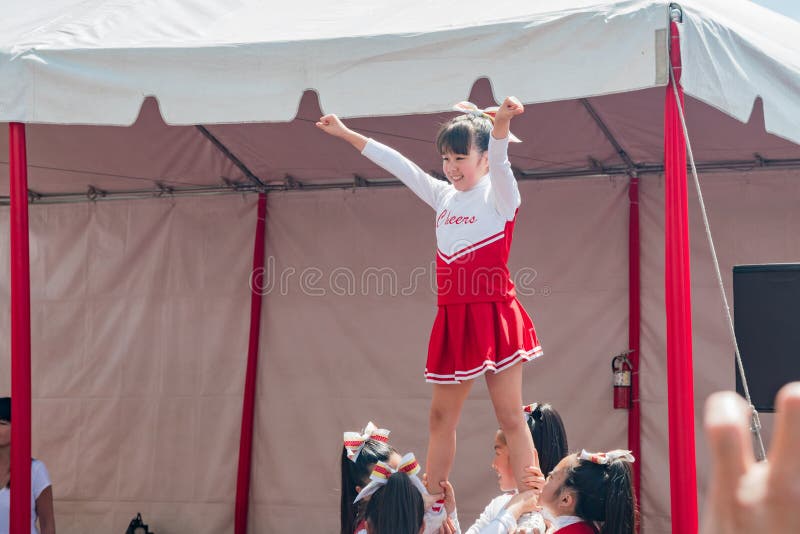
[0,0,798,201]
[2,0,668,125]
[1,1,800,533]
[1,0,798,139]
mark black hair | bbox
[524,402,569,477]
[365,472,424,534]
[498,402,569,478]
[435,114,492,155]
[0,397,9,423]
[561,456,637,534]
[526,403,569,476]
[341,439,395,534]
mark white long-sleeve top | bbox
[361,135,522,306]
[445,493,546,534]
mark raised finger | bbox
[704,391,752,488]
[768,382,800,468]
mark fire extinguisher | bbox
[612,350,635,410]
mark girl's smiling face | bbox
[491,430,516,492]
[441,147,488,192]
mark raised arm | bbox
[488,97,523,220]
[317,114,449,210]
[316,113,368,152]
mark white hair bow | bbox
[579,449,636,464]
[452,101,522,143]
[353,452,428,503]
[343,421,390,463]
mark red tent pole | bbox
[235,193,268,534]
[664,20,698,534]
[628,176,641,520]
[9,122,32,534]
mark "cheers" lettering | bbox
[437,210,477,228]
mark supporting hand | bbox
[423,490,446,512]
[522,465,546,492]
[439,480,457,515]
[503,488,542,518]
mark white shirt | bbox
[423,507,459,534]
[0,459,52,534]
[551,515,587,531]
[451,493,546,534]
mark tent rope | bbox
[668,66,767,461]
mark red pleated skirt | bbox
[425,297,543,384]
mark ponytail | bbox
[524,402,569,476]
[340,440,394,534]
[365,472,424,534]
[561,454,637,534]
[341,447,361,534]
[600,460,637,534]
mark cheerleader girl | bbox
[356,453,452,534]
[364,471,425,534]
[538,450,637,533]
[437,402,567,533]
[318,97,542,509]
[341,422,400,534]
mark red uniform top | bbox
[362,135,521,305]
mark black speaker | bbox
[733,264,800,412]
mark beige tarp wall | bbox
[248,176,631,531]
[1,170,798,532]
[0,196,257,532]
[638,170,796,532]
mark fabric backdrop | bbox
[0,195,256,532]
[1,169,798,532]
